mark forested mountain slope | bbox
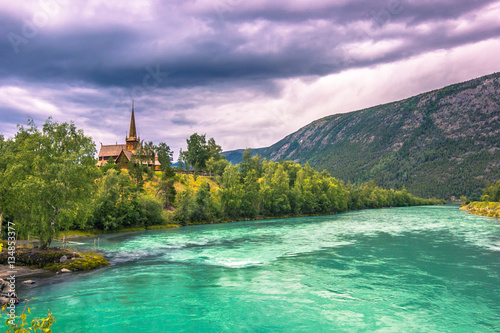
[224,72,500,199]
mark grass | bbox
[460,201,500,218]
[174,174,219,195]
[44,252,110,272]
[0,246,110,272]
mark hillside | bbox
[224,72,500,199]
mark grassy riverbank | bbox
[0,243,109,272]
[460,201,500,218]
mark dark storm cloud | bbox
[208,0,497,25]
[171,113,198,126]
[0,0,499,153]
[1,0,498,89]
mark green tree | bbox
[184,134,225,176]
[177,148,187,171]
[191,182,215,222]
[483,180,500,202]
[128,143,151,192]
[207,137,223,161]
[157,173,177,209]
[154,142,176,209]
[155,142,174,172]
[1,119,98,249]
[90,169,165,230]
[141,141,156,171]
[241,170,260,217]
[220,164,243,218]
[185,133,209,176]
[240,148,253,179]
[137,195,166,227]
[90,169,134,230]
[173,189,194,226]
[206,156,229,177]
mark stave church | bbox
[97,102,160,170]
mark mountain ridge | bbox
[223,72,500,199]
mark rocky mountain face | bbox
[224,72,500,199]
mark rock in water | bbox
[23,280,36,284]
[60,268,71,273]
[60,255,68,263]
[0,278,19,306]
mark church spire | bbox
[129,100,137,139]
[125,100,139,151]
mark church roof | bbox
[98,144,127,157]
[122,150,133,160]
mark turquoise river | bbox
[20,206,500,332]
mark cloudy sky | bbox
[1,0,499,156]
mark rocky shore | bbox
[0,246,109,272]
[0,277,19,307]
[0,246,109,306]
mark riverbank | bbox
[57,224,182,240]
[0,265,46,280]
[460,201,500,218]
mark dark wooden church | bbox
[97,103,160,170]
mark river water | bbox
[21,206,500,332]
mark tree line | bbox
[479,180,500,202]
[0,119,444,248]
[0,119,175,248]
[172,149,444,224]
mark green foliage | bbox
[206,157,229,177]
[461,201,500,218]
[0,116,446,241]
[173,182,220,224]
[482,180,500,202]
[88,170,166,230]
[100,156,121,174]
[136,195,166,227]
[175,151,443,224]
[0,118,98,248]
[44,252,109,271]
[155,142,174,173]
[462,180,500,218]
[128,148,151,191]
[185,133,209,176]
[157,174,177,208]
[184,134,226,176]
[0,247,74,268]
[177,148,187,171]
[1,300,55,333]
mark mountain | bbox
[223,72,500,199]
